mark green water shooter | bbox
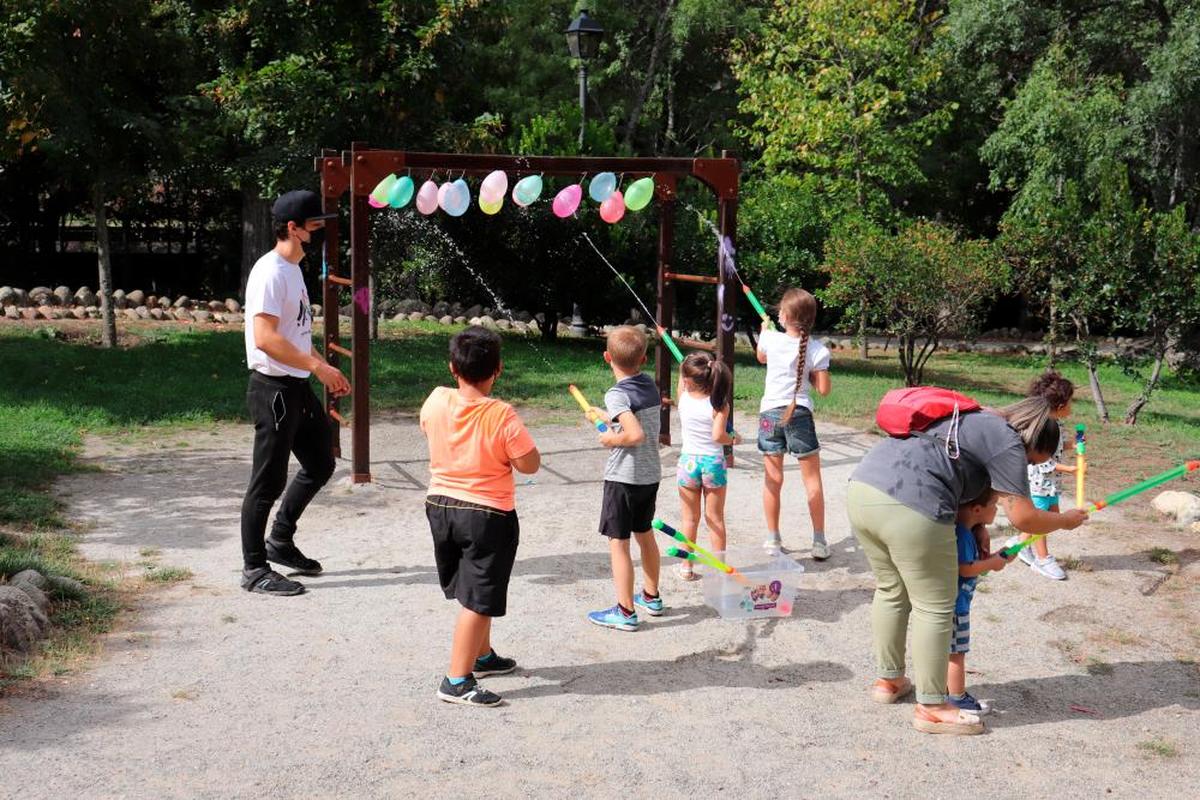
[742,285,769,321]
[1087,460,1199,512]
[1000,459,1200,558]
[656,327,684,364]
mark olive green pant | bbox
[847,481,958,704]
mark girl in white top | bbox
[756,288,832,559]
[675,352,739,580]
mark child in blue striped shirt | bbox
[947,490,1015,714]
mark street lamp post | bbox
[566,9,604,336]
[565,9,604,151]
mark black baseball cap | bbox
[272,190,337,227]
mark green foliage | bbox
[732,0,954,219]
[822,218,1007,385]
[736,173,831,303]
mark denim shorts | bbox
[757,406,820,457]
[677,453,728,490]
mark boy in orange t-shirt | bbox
[420,326,540,707]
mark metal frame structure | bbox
[316,142,740,483]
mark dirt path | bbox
[1,413,1197,799]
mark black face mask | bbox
[301,227,326,261]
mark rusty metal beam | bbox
[319,149,343,459]
[349,141,371,483]
[664,272,718,285]
[655,174,677,446]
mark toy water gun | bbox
[652,518,751,586]
[742,285,774,329]
[567,384,608,432]
[1001,460,1200,558]
[1075,424,1086,509]
[656,326,684,364]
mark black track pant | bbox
[240,372,336,570]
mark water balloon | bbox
[416,180,439,215]
[552,184,583,218]
[599,189,626,224]
[387,175,414,208]
[512,175,543,207]
[588,172,617,203]
[624,177,655,211]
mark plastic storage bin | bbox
[699,547,805,619]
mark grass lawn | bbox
[2,319,1199,531]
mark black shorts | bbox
[426,495,519,617]
[599,481,659,540]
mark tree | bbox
[1115,204,1200,424]
[732,0,954,355]
[0,1,198,346]
[982,45,1135,420]
[822,218,1007,386]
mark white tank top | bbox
[678,390,723,457]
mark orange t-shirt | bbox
[420,386,536,512]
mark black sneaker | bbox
[472,649,517,677]
[436,675,503,707]
[265,537,323,576]
[241,567,305,596]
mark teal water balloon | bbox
[588,172,617,203]
[512,175,543,207]
[624,177,655,211]
[387,175,414,208]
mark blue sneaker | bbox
[947,692,991,715]
[633,592,664,617]
[587,604,639,631]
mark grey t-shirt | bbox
[604,372,662,485]
[851,411,1029,523]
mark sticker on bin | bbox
[745,579,786,613]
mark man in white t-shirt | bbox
[239,190,351,596]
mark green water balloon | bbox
[624,177,655,211]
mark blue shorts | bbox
[757,406,819,457]
[677,453,728,490]
[950,610,971,654]
[1032,495,1058,511]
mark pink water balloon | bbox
[437,181,455,212]
[599,189,626,224]
[367,196,387,209]
[552,183,583,218]
[415,180,439,215]
[480,170,508,204]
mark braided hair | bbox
[681,351,732,413]
[779,288,818,425]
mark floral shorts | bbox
[677,453,728,490]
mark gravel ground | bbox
[1,411,1197,799]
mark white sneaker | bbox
[811,540,830,561]
[763,533,783,552]
[1031,555,1067,580]
[1004,536,1036,567]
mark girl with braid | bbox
[756,289,832,559]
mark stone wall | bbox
[0,285,1178,363]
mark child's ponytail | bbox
[709,359,732,413]
[681,351,732,412]
[778,288,818,425]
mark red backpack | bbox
[875,387,981,438]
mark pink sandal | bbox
[912,705,984,735]
[871,677,913,704]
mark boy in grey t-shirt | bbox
[586,326,663,632]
